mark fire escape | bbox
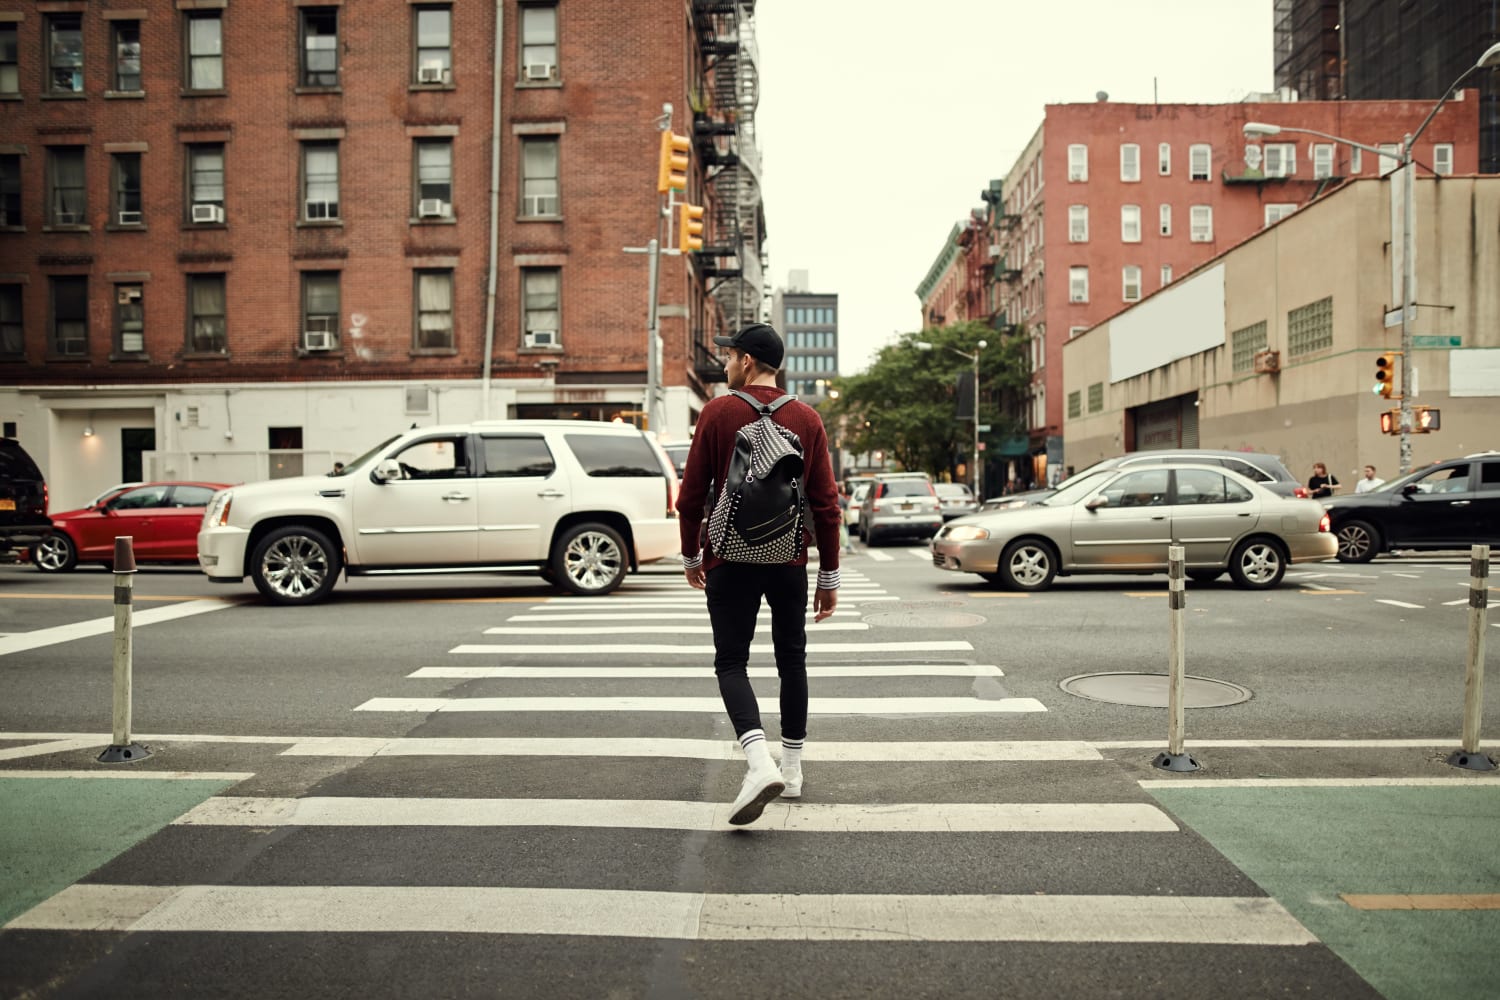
[690,0,765,384]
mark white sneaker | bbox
[728,765,785,826]
[780,767,803,799]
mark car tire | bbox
[1228,537,1286,589]
[32,533,78,573]
[865,528,880,547]
[1335,520,1380,563]
[551,522,628,596]
[250,525,342,605]
[998,539,1057,592]
[1186,569,1222,584]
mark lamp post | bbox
[915,338,987,498]
[1244,42,1500,475]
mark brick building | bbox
[0,1,763,508]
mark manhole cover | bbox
[1059,672,1252,708]
[863,610,987,628]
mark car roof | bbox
[873,471,931,480]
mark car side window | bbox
[564,433,664,477]
[394,437,470,479]
[481,435,556,478]
[1104,469,1170,507]
[1172,469,1246,505]
[170,485,217,507]
[1478,462,1500,493]
[1222,458,1270,482]
[110,486,170,510]
[1413,465,1469,494]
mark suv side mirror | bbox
[1401,483,1420,497]
[373,459,403,483]
[1085,496,1109,511]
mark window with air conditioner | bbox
[191,204,224,224]
[522,267,560,347]
[520,3,558,82]
[418,63,445,84]
[414,139,453,219]
[524,329,557,348]
[46,147,86,227]
[115,284,145,355]
[414,6,452,84]
[418,199,450,218]
[303,142,340,221]
[1433,143,1454,176]
[301,272,340,352]
[1190,205,1212,242]
[1067,144,1088,182]
[187,144,224,222]
[521,137,559,217]
[1189,143,1211,181]
[525,63,556,81]
[113,153,143,226]
[1069,266,1088,304]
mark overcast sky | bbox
[754,0,1275,374]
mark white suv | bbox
[198,421,680,605]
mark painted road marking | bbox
[0,769,254,780]
[479,623,871,635]
[276,737,1100,760]
[520,599,900,611]
[1299,589,1365,596]
[7,885,1317,945]
[1299,582,1337,591]
[0,599,241,657]
[1124,592,1168,598]
[1375,599,1424,609]
[1139,777,1500,789]
[1341,894,1500,911]
[0,738,110,761]
[409,664,1005,679]
[449,640,975,655]
[505,611,861,621]
[1386,572,1423,579]
[176,797,1176,833]
[864,550,895,562]
[0,593,214,602]
[908,549,933,560]
[354,696,1047,714]
[968,592,1032,599]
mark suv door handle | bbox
[537,489,565,499]
[441,492,472,503]
[1449,500,1470,506]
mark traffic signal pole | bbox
[1397,134,1416,475]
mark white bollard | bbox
[1153,544,1199,771]
[1448,544,1494,771]
[98,536,150,763]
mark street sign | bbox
[1412,335,1461,348]
[977,424,991,432]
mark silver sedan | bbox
[930,463,1336,591]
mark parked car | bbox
[87,481,145,507]
[983,450,1305,511]
[858,473,942,546]
[846,482,870,533]
[931,463,1335,591]
[198,420,681,605]
[935,482,978,520]
[33,481,230,573]
[661,441,691,479]
[0,438,52,559]
[1323,451,1500,562]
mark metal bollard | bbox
[98,536,151,763]
[1153,544,1200,772]
[1447,544,1494,771]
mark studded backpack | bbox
[705,390,807,564]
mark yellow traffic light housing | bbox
[1414,406,1441,432]
[657,131,691,193]
[1379,409,1399,435]
[1373,351,1397,398]
[678,203,704,253]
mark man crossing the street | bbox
[677,322,843,826]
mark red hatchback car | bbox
[32,481,231,573]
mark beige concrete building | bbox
[1063,176,1500,485]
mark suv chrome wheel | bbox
[250,526,342,605]
[552,522,627,596]
[33,533,77,573]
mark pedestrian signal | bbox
[657,131,691,193]
[1378,409,1399,435]
[1414,406,1441,432]
[1373,351,1397,398]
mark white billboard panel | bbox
[1109,264,1226,384]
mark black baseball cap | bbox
[713,323,784,370]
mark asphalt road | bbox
[1,547,1497,999]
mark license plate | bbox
[899,503,912,511]
[0,499,14,511]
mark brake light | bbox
[665,472,679,519]
[1319,513,1331,532]
[1294,486,1310,498]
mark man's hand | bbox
[684,564,706,590]
[813,586,838,622]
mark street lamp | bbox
[1243,41,1500,474]
[914,338,987,498]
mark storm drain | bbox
[1060,672,1252,709]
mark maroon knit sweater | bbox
[676,384,841,579]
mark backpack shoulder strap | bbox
[764,393,798,414]
[728,389,766,414]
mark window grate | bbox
[1067,391,1081,419]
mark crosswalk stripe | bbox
[864,551,895,562]
[278,738,1099,760]
[176,797,1178,833]
[354,696,1047,714]
[409,664,1003,679]
[505,611,863,621]
[480,623,871,635]
[908,549,933,560]
[8,885,1316,945]
[1375,599,1424,609]
[531,597,899,608]
[450,640,974,655]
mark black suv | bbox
[1323,451,1500,562]
[0,438,52,557]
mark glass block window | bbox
[1230,320,1268,372]
[1287,297,1333,356]
[1067,390,1081,419]
[1087,383,1103,413]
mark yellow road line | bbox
[1124,592,1168,598]
[0,593,208,602]
[1341,893,1500,911]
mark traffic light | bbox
[1379,409,1398,435]
[656,131,691,193]
[678,203,704,253]
[1414,406,1441,432]
[1373,351,1397,398]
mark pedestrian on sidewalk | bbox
[1354,465,1385,493]
[677,322,843,826]
[1307,461,1340,499]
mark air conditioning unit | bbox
[118,210,143,225]
[117,287,141,304]
[1070,292,1086,303]
[418,63,445,84]
[191,203,224,224]
[418,198,450,218]
[524,330,557,348]
[523,195,559,216]
[1252,349,1281,374]
[305,200,337,220]
[304,327,334,351]
[524,63,555,81]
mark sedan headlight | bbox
[942,524,991,541]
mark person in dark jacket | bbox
[1307,461,1340,498]
[676,323,842,826]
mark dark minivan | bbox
[0,438,52,557]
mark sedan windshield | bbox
[1040,469,1113,506]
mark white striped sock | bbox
[781,737,803,770]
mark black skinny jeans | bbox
[704,562,809,741]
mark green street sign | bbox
[977,424,991,432]
[1412,335,1461,348]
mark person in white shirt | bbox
[1354,465,1385,493]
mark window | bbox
[1312,143,1334,179]
[0,286,21,357]
[46,14,83,94]
[1106,469,1170,508]
[1190,205,1212,242]
[1287,296,1333,356]
[0,24,17,94]
[522,268,559,343]
[1174,469,1250,505]
[1160,264,1172,286]
[0,154,19,227]
[1189,143,1211,181]
[103,20,143,93]
[1264,143,1295,177]
[112,153,142,226]
[1349,146,1362,174]
[413,5,452,84]
[185,13,223,91]
[1122,266,1141,302]
[1087,383,1103,413]
[1068,205,1087,242]
[1479,461,1500,493]
[1120,143,1140,182]
[46,147,86,227]
[1069,326,1087,339]
[50,276,87,356]
[1067,144,1087,182]
[1121,205,1140,242]
[520,3,558,81]
[1230,320,1267,372]
[1067,391,1081,419]
[1069,266,1088,303]
[300,9,339,88]
[1378,143,1399,177]
[1433,143,1454,176]
[481,435,557,478]
[187,274,226,353]
[1158,204,1171,237]
[565,433,666,479]
[114,283,144,355]
[1158,142,1171,176]
[415,269,454,350]
[301,272,340,350]
[393,436,469,479]
[187,144,224,221]
[414,139,453,216]
[521,137,559,217]
[302,142,339,220]
[1264,203,1297,226]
